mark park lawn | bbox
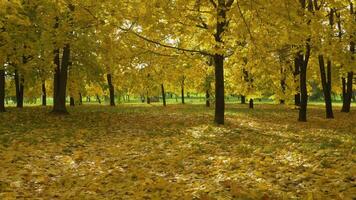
[0,104,355,199]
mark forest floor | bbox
[0,104,355,199]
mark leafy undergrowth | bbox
[0,104,355,199]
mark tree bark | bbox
[107,73,115,106]
[52,44,70,114]
[79,93,82,105]
[0,69,5,112]
[341,72,353,112]
[241,95,246,104]
[181,78,185,104]
[14,70,24,108]
[42,81,46,106]
[161,83,166,107]
[280,66,286,104]
[298,50,310,122]
[212,0,232,125]
[294,56,301,106]
[206,89,210,107]
[214,54,225,124]
[96,94,101,104]
[297,0,313,120]
[318,55,334,118]
[249,98,254,109]
[147,91,151,104]
[70,96,75,106]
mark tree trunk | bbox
[79,93,82,105]
[181,78,185,104]
[249,98,254,109]
[161,83,166,107]
[96,94,101,104]
[52,44,70,114]
[42,81,46,106]
[298,52,309,122]
[214,54,225,124]
[318,55,334,118]
[341,72,353,112]
[241,95,246,104]
[0,69,5,112]
[206,89,210,107]
[280,67,286,104]
[107,73,115,106]
[14,70,24,108]
[294,56,301,106]
[70,96,75,106]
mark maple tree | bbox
[0,0,355,121]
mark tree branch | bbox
[121,27,212,56]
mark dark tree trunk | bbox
[79,93,82,105]
[341,72,353,112]
[161,83,166,107]
[42,81,46,106]
[280,67,286,104]
[181,78,185,104]
[0,69,5,112]
[52,44,70,114]
[214,54,225,124]
[70,96,75,106]
[14,70,24,108]
[107,73,115,106]
[249,99,254,109]
[212,0,234,124]
[294,56,301,106]
[241,95,246,104]
[206,89,210,107]
[341,4,354,112]
[96,94,101,104]
[318,55,334,118]
[147,91,151,104]
[298,51,310,122]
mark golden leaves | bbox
[0,104,355,199]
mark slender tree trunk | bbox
[42,81,46,106]
[161,83,166,107]
[206,89,210,107]
[297,0,312,121]
[318,55,334,118]
[181,78,185,104]
[341,72,353,112]
[96,94,101,104]
[70,96,75,106]
[107,73,115,106]
[147,91,151,104]
[14,70,24,108]
[294,56,301,106]
[241,95,246,104]
[249,98,254,109]
[0,69,5,112]
[298,51,309,122]
[79,93,82,105]
[280,67,286,104]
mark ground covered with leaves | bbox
[0,104,355,199]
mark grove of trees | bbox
[0,0,355,124]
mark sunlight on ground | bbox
[0,104,355,199]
